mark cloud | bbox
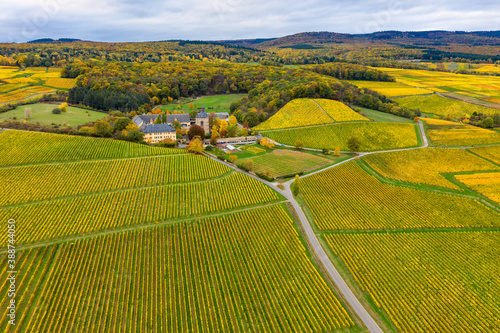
[0,0,498,42]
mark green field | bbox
[240,149,335,178]
[159,94,245,114]
[355,107,414,123]
[0,103,106,126]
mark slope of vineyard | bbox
[0,130,184,166]
[363,148,499,190]
[326,231,500,332]
[254,98,333,130]
[313,99,369,122]
[263,122,418,151]
[0,205,355,332]
[347,80,433,97]
[0,154,230,206]
[456,172,500,204]
[396,94,498,118]
[300,161,500,230]
[468,145,500,164]
[0,172,281,245]
[421,118,500,146]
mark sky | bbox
[1,0,499,43]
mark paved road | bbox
[209,120,432,332]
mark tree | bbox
[227,124,238,138]
[219,119,228,134]
[238,160,254,171]
[260,137,274,149]
[294,140,304,149]
[94,120,112,137]
[127,129,144,142]
[125,123,139,131]
[347,137,361,152]
[334,147,341,157]
[228,115,237,126]
[52,108,61,114]
[59,102,68,113]
[239,127,249,137]
[188,124,205,140]
[171,120,181,129]
[292,175,300,196]
[154,114,163,124]
[113,117,132,132]
[210,136,218,146]
[228,155,238,164]
[482,117,494,128]
[187,137,204,154]
[244,111,259,127]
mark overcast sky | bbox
[1,0,499,43]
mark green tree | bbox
[127,129,144,142]
[292,175,300,196]
[113,117,132,133]
[243,110,259,128]
[347,137,361,152]
[482,117,494,128]
[93,120,112,137]
[171,120,181,129]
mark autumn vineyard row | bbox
[0,206,354,333]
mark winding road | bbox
[207,120,432,333]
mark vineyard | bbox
[299,161,500,230]
[0,171,281,245]
[253,98,333,130]
[0,205,355,332]
[395,94,498,118]
[347,80,433,97]
[0,130,184,166]
[456,172,500,204]
[363,148,499,190]
[468,145,500,164]
[313,99,369,122]
[326,231,500,332]
[0,66,73,104]
[240,145,266,154]
[421,118,500,146]
[0,155,231,206]
[262,122,419,151]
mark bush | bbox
[218,154,227,161]
[322,148,331,155]
[156,138,177,147]
[256,172,274,182]
[52,108,61,114]
[228,155,238,164]
[237,160,254,172]
[482,117,494,128]
[294,140,304,149]
[204,145,213,152]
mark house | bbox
[132,114,179,143]
[195,107,230,133]
[132,113,190,128]
[142,123,176,143]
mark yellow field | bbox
[0,66,69,104]
[396,94,498,118]
[364,148,499,190]
[44,78,77,89]
[348,80,433,97]
[468,145,500,164]
[254,98,334,130]
[313,99,369,122]
[421,118,500,146]
[326,231,500,332]
[376,67,500,102]
[0,86,56,104]
[456,172,500,204]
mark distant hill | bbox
[27,38,82,43]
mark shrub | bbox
[294,140,304,149]
[322,148,331,155]
[238,160,254,172]
[52,108,61,114]
[347,137,361,152]
[228,155,238,164]
[256,172,274,182]
[482,117,494,128]
[204,145,213,152]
